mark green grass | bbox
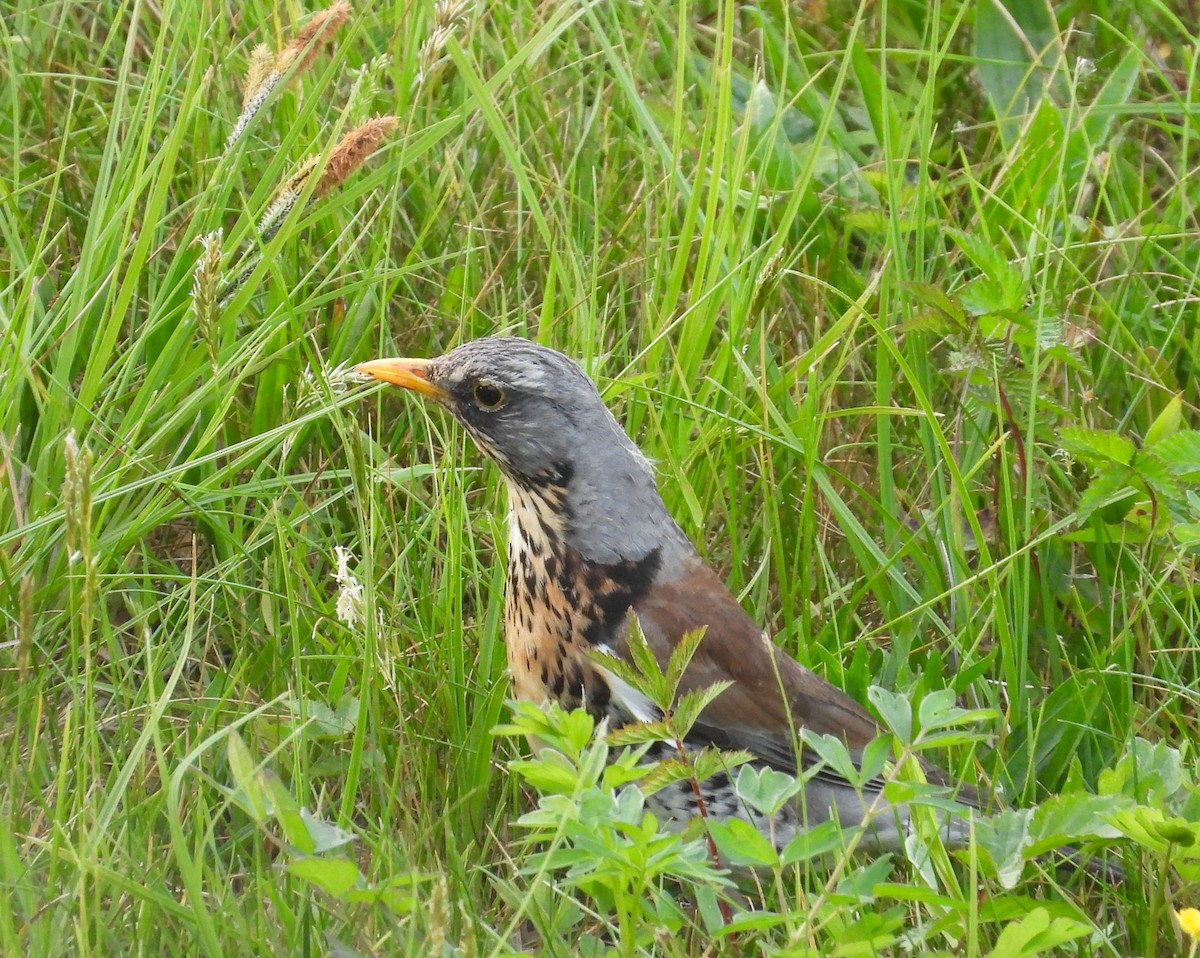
[2,0,1199,954]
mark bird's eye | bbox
[472,381,506,410]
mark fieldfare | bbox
[357,337,979,851]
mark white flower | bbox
[334,546,365,628]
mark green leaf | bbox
[1081,49,1141,149]
[975,808,1033,889]
[850,42,901,151]
[959,276,1019,317]
[740,78,806,190]
[261,770,314,855]
[226,730,267,822]
[835,856,893,902]
[300,810,357,854]
[1025,793,1124,855]
[1074,467,1136,524]
[868,686,912,743]
[671,680,733,738]
[625,621,671,707]
[974,0,1061,140]
[1145,394,1183,447]
[914,688,995,733]
[859,736,891,786]
[708,816,778,868]
[801,730,869,786]
[689,748,755,787]
[735,764,802,818]
[1058,426,1135,467]
[1106,806,1200,857]
[605,720,673,747]
[287,857,362,899]
[1098,737,1190,802]
[1132,451,1183,503]
[1151,429,1200,480]
[985,907,1091,958]
[781,820,848,865]
[666,627,709,690]
[510,755,586,796]
[637,756,691,795]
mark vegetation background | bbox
[2,0,1199,954]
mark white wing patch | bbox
[591,644,660,724]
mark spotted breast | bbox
[503,469,661,722]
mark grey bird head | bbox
[357,337,693,569]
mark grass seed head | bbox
[277,1,352,75]
[314,115,398,195]
[415,0,473,89]
[191,229,224,371]
[63,431,92,563]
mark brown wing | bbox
[622,557,980,806]
[619,558,879,768]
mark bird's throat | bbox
[502,480,660,714]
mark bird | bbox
[356,336,980,853]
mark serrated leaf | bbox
[902,281,969,329]
[1036,311,1062,349]
[1075,467,1136,524]
[1058,426,1135,467]
[1132,451,1183,502]
[626,634,670,708]
[666,627,708,692]
[671,680,734,738]
[637,757,694,795]
[694,748,755,781]
[959,276,1013,317]
[605,720,673,747]
[948,227,1026,296]
[897,310,957,335]
[1151,429,1200,480]
[1025,793,1124,855]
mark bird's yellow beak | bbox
[355,357,450,402]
